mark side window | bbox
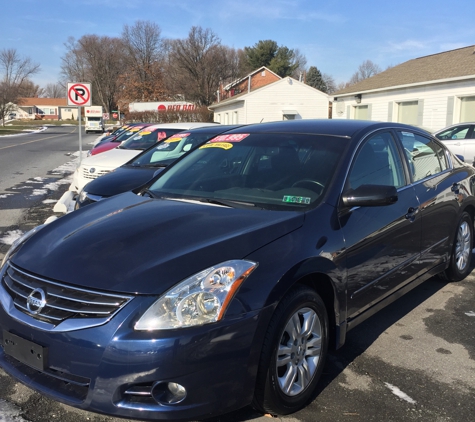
[435,125,470,140]
[348,132,406,190]
[396,131,448,182]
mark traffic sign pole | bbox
[67,82,91,169]
[78,107,82,166]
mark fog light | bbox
[151,381,187,404]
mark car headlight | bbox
[0,225,45,270]
[78,189,88,203]
[135,260,258,330]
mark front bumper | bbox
[0,265,269,421]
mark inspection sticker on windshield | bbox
[167,133,190,143]
[283,195,311,204]
[210,134,250,143]
[200,142,234,150]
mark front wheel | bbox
[253,286,329,415]
[442,211,473,281]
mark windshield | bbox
[87,117,101,122]
[120,128,183,150]
[114,126,147,142]
[130,131,221,166]
[148,133,346,211]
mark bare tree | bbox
[60,35,125,113]
[348,59,382,85]
[19,79,44,97]
[166,26,238,106]
[120,20,167,102]
[60,37,89,84]
[291,48,308,80]
[0,48,40,124]
[42,82,64,98]
[322,73,337,94]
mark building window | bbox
[460,96,475,123]
[354,105,369,120]
[398,101,418,125]
[261,71,266,76]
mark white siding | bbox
[211,78,329,124]
[332,78,475,132]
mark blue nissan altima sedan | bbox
[1,119,474,421]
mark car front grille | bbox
[2,263,132,327]
[82,167,110,180]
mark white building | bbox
[209,77,330,124]
[129,101,196,112]
[332,45,475,132]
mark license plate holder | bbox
[3,330,47,371]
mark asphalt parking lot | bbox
[0,180,474,422]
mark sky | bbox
[1,0,475,89]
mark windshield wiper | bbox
[140,189,157,198]
[199,198,256,208]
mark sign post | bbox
[67,83,92,166]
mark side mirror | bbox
[342,184,398,208]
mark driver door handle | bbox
[405,206,419,222]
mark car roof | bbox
[224,119,427,139]
[172,124,244,135]
[145,122,218,131]
[433,122,475,135]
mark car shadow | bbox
[201,256,475,421]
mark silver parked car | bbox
[433,123,475,163]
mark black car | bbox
[76,125,243,208]
[1,120,474,421]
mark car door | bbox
[339,131,422,320]
[396,130,461,270]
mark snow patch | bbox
[384,382,416,404]
[0,230,24,246]
[31,189,48,196]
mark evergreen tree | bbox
[306,66,328,93]
[244,40,278,70]
[244,40,303,77]
[269,47,299,77]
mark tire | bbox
[442,211,473,281]
[253,286,329,415]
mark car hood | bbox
[12,192,304,295]
[85,166,162,197]
[79,148,140,169]
[91,141,119,155]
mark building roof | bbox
[335,45,475,96]
[223,66,281,91]
[19,98,68,106]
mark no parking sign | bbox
[67,83,91,107]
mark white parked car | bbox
[70,122,217,193]
[433,123,475,163]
